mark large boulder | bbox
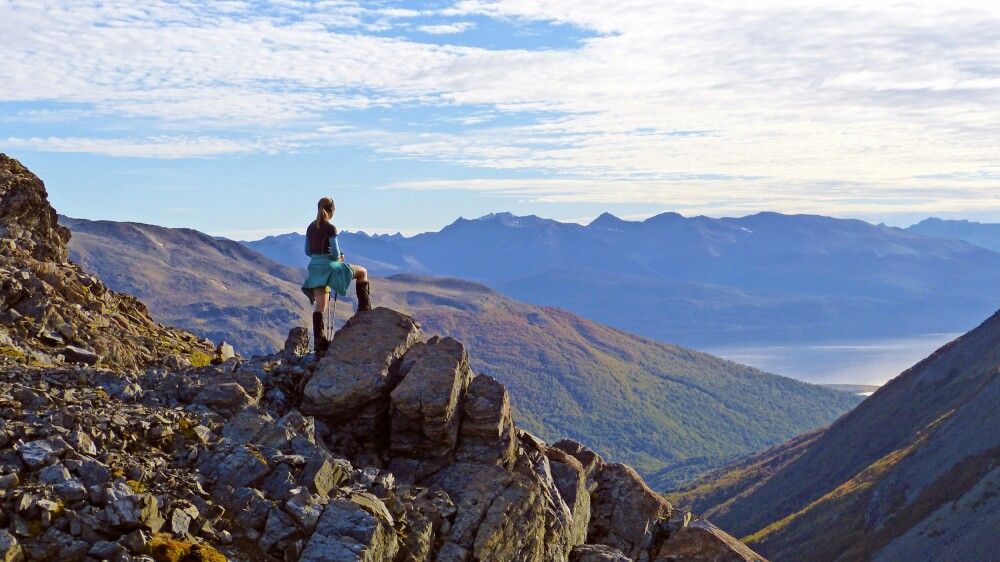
[299,494,399,562]
[390,336,473,459]
[589,463,673,559]
[657,515,767,562]
[301,308,421,420]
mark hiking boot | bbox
[312,311,329,356]
[356,281,372,313]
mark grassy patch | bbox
[146,533,227,562]
[126,479,148,493]
[188,351,212,368]
[0,345,25,361]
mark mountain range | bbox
[245,212,1000,349]
[62,216,861,489]
[906,217,1000,253]
[666,307,1000,561]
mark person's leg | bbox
[352,266,372,312]
[314,288,329,313]
[312,288,331,354]
[353,265,368,282]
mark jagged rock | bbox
[38,463,71,485]
[88,540,126,560]
[216,486,273,531]
[16,439,57,469]
[552,439,604,488]
[0,530,24,562]
[103,482,165,532]
[285,491,324,533]
[193,381,255,412]
[221,407,274,443]
[456,374,517,465]
[0,155,70,262]
[300,452,352,497]
[390,336,473,459]
[589,463,672,559]
[389,486,456,561]
[198,441,271,490]
[260,506,298,552]
[570,544,631,562]
[54,479,88,501]
[300,495,399,562]
[284,327,310,357]
[77,458,112,488]
[169,504,200,538]
[260,463,297,501]
[0,474,19,490]
[547,446,591,546]
[215,341,236,363]
[62,345,100,365]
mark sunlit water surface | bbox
[707,333,962,386]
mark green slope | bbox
[64,216,861,489]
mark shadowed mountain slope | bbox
[63,218,860,489]
[666,309,1000,561]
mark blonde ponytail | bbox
[316,197,335,227]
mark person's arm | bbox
[328,234,343,261]
[304,234,311,256]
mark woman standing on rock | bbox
[301,197,371,354]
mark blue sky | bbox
[2,0,999,238]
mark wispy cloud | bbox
[2,1,999,217]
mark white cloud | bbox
[417,21,476,34]
[1,1,999,217]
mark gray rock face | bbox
[390,336,472,459]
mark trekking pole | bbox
[329,293,338,341]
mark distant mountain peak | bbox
[588,212,630,229]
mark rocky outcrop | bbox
[0,154,214,372]
[0,155,765,561]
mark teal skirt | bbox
[302,255,354,301]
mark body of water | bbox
[707,333,962,386]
